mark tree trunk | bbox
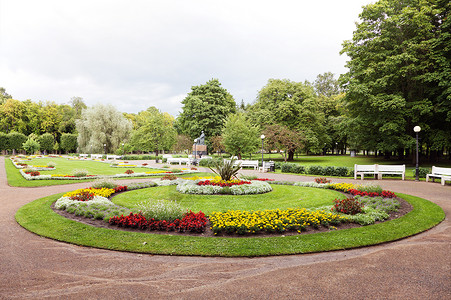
[288,150,294,161]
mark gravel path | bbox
[0,157,450,299]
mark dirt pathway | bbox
[0,157,450,299]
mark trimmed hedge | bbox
[281,163,352,177]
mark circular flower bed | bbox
[176,179,272,195]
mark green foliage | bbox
[38,133,55,152]
[175,79,236,142]
[72,169,89,177]
[76,104,132,154]
[357,184,383,194]
[7,131,27,151]
[340,0,451,153]
[130,106,176,154]
[248,79,326,155]
[222,113,260,159]
[209,158,242,181]
[22,138,41,154]
[412,167,430,179]
[60,133,78,153]
[137,200,186,221]
[0,132,8,151]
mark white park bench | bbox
[426,166,451,186]
[354,164,405,180]
[259,161,274,173]
[91,154,103,159]
[167,157,191,165]
[79,154,88,158]
[237,160,259,170]
[106,155,121,160]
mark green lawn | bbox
[6,157,210,187]
[15,188,445,256]
[112,185,346,215]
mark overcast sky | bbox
[0,0,374,117]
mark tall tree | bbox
[340,0,451,158]
[176,79,236,143]
[222,113,260,159]
[76,104,132,153]
[263,124,305,162]
[39,133,55,154]
[314,72,341,97]
[130,107,177,155]
[248,79,326,158]
[0,87,12,105]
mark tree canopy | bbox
[222,113,260,159]
[76,104,132,153]
[176,79,236,143]
[248,79,326,158]
[130,106,177,155]
[340,0,451,157]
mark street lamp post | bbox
[261,134,265,167]
[90,144,92,156]
[414,126,421,181]
[335,142,338,155]
[194,139,198,160]
[103,144,106,155]
[122,143,125,155]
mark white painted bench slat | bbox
[426,166,451,186]
[354,164,405,180]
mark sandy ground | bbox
[0,156,450,299]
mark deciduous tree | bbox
[76,104,132,153]
[222,113,260,159]
[176,79,236,143]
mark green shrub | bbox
[281,163,294,173]
[412,167,430,178]
[292,164,305,174]
[137,200,186,221]
[91,177,117,189]
[324,166,335,176]
[72,169,89,177]
[334,166,350,177]
[357,184,383,194]
[308,165,325,175]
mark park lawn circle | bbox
[15,185,445,257]
[111,185,345,214]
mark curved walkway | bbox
[0,157,449,299]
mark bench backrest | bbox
[241,160,258,165]
[355,164,377,172]
[378,165,405,172]
[431,166,451,176]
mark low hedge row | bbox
[281,163,351,177]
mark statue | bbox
[197,131,205,145]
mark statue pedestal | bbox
[193,145,207,156]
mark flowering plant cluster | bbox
[314,177,331,184]
[69,190,95,201]
[114,185,127,193]
[24,170,40,176]
[64,187,116,199]
[197,178,251,187]
[161,174,177,180]
[348,189,396,198]
[109,211,207,232]
[125,169,134,174]
[209,208,347,235]
[50,174,96,178]
[326,182,357,192]
[332,197,364,215]
[252,178,275,181]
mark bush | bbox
[91,178,118,189]
[308,165,325,175]
[314,177,331,184]
[357,184,383,194]
[72,169,89,177]
[335,166,350,177]
[137,200,186,221]
[281,163,294,173]
[332,197,364,215]
[412,167,430,178]
[125,169,134,174]
[292,164,305,174]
